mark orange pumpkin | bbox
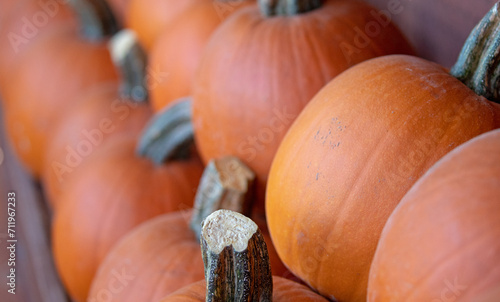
[0,0,76,97]
[126,0,203,51]
[149,0,253,111]
[266,5,500,301]
[52,135,204,302]
[367,129,500,302]
[192,0,414,213]
[42,30,152,207]
[3,0,119,177]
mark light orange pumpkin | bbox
[192,0,414,213]
[266,4,500,301]
[367,129,500,302]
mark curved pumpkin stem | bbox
[136,98,193,163]
[190,157,255,240]
[260,0,323,16]
[450,2,500,103]
[109,29,149,102]
[201,210,273,301]
[66,0,119,40]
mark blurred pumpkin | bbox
[0,0,77,97]
[2,0,119,177]
[52,133,204,302]
[126,0,204,50]
[42,29,151,207]
[149,0,253,111]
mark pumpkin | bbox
[89,157,288,302]
[2,0,119,177]
[41,29,151,207]
[159,210,329,302]
[367,129,500,302]
[149,0,253,112]
[192,0,414,213]
[52,131,204,302]
[0,0,76,96]
[266,4,500,302]
[126,0,203,51]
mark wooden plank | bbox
[363,0,498,67]
[0,104,69,302]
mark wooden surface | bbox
[0,1,498,301]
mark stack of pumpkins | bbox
[0,0,499,301]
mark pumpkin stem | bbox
[66,0,119,41]
[109,29,149,102]
[450,2,500,103]
[201,210,273,302]
[136,98,193,163]
[259,0,323,16]
[190,157,255,240]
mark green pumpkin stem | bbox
[201,210,273,302]
[109,29,149,102]
[190,157,256,240]
[450,2,500,103]
[66,0,119,40]
[136,98,193,163]
[259,0,323,16]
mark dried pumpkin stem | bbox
[190,157,255,240]
[109,29,149,102]
[201,210,273,302]
[136,98,193,163]
[66,0,119,40]
[450,2,500,103]
[260,0,323,16]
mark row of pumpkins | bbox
[1,0,499,301]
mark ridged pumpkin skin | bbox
[3,27,118,177]
[126,0,203,50]
[192,0,414,212]
[89,210,290,302]
[52,136,204,302]
[266,55,500,302]
[368,129,500,302]
[42,83,152,207]
[149,0,252,112]
[159,277,329,302]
